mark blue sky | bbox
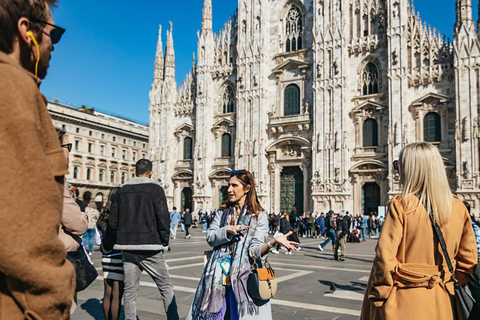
[41,0,478,124]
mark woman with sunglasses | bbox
[361,142,478,320]
[187,170,299,320]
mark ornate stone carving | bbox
[281,144,301,157]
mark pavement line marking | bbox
[166,256,203,263]
[358,276,370,282]
[169,274,200,282]
[168,262,204,270]
[93,276,361,316]
[324,289,364,301]
[270,298,360,316]
[267,262,370,273]
[276,270,313,283]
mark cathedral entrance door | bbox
[362,182,380,215]
[280,167,303,214]
[218,186,228,208]
[181,187,193,212]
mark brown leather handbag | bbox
[247,255,277,301]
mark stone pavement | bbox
[73,228,378,320]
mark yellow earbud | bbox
[26,31,40,78]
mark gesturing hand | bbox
[226,225,250,236]
[274,231,300,251]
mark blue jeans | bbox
[320,229,336,249]
[170,222,178,238]
[82,228,95,253]
[361,227,367,241]
[202,222,207,232]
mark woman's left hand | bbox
[274,231,300,251]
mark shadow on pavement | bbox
[79,298,104,319]
[318,280,365,293]
[303,253,374,264]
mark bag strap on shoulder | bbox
[419,199,457,283]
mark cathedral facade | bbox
[149,0,480,215]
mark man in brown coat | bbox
[0,0,75,318]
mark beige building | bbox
[47,101,149,207]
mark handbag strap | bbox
[419,199,458,283]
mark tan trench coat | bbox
[361,195,478,320]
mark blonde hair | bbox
[399,142,453,226]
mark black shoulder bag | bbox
[67,245,98,292]
[427,210,479,320]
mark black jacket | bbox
[106,177,170,251]
[183,211,193,226]
[336,218,349,238]
[279,216,291,234]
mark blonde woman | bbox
[361,142,478,320]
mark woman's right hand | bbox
[226,225,250,235]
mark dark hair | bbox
[135,159,152,175]
[98,187,119,228]
[55,127,66,143]
[83,191,92,202]
[221,170,264,216]
[173,206,177,210]
[0,0,58,53]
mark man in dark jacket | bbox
[108,159,179,320]
[183,208,193,239]
[334,211,349,261]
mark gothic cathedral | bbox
[149,0,480,215]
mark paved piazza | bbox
[74,229,377,320]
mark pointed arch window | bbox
[285,6,303,52]
[184,137,193,160]
[284,84,300,116]
[222,85,235,113]
[363,118,378,147]
[221,133,232,157]
[361,62,379,95]
[424,112,441,142]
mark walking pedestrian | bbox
[361,214,368,241]
[106,159,179,320]
[361,142,478,320]
[334,211,348,261]
[96,188,124,320]
[170,206,181,239]
[318,210,336,252]
[83,192,100,255]
[187,170,298,320]
[183,208,193,239]
[0,1,76,317]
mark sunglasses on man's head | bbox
[230,169,247,177]
[61,143,72,152]
[30,17,66,45]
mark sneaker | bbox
[339,258,345,261]
[285,251,292,255]
[296,246,302,251]
[173,235,176,240]
[271,249,280,254]
[318,245,324,252]
[186,234,191,239]
[88,252,93,256]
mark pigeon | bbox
[329,282,336,293]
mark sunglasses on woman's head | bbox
[230,169,246,177]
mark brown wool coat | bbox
[0,52,75,319]
[59,180,88,252]
[361,195,478,320]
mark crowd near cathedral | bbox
[148,0,480,215]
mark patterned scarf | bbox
[190,208,260,320]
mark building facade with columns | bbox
[149,0,480,215]
[48,101,149,206]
